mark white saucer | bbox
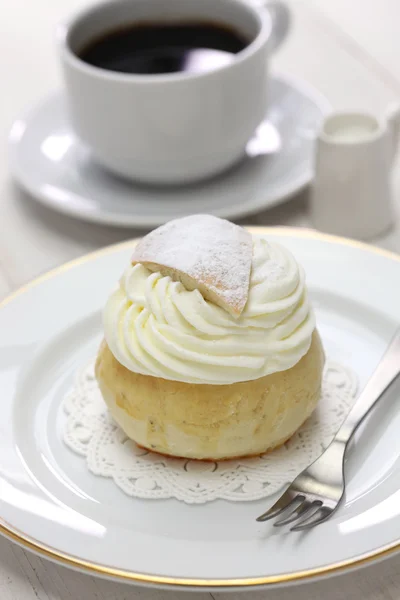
[8,75,330,228]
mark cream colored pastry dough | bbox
[97,216,324,460]
[95,331,324,460]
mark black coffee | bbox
[78,22,249,75]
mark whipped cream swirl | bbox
[103,238,315,385]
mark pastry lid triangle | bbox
[131,215,253,316]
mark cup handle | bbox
[262,1,291,53]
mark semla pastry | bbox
[95,215,324,460]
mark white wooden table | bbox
[2,0,400,597]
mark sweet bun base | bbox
[95,331,324,460]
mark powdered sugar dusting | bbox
[131,215,253,316]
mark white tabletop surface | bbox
[2,0,400,598]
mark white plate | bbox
[8,75,330,228]
[1,227,400,591]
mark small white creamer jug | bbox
[311,104,400,240]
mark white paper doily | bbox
[62,360,357,504]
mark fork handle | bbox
[334,328,400,446]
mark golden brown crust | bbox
[95,331,325,460]
[136,430,297,462]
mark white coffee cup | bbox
[58,0,290,184]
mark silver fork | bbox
[256,328,400,531]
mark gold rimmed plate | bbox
[1,227,400,590]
